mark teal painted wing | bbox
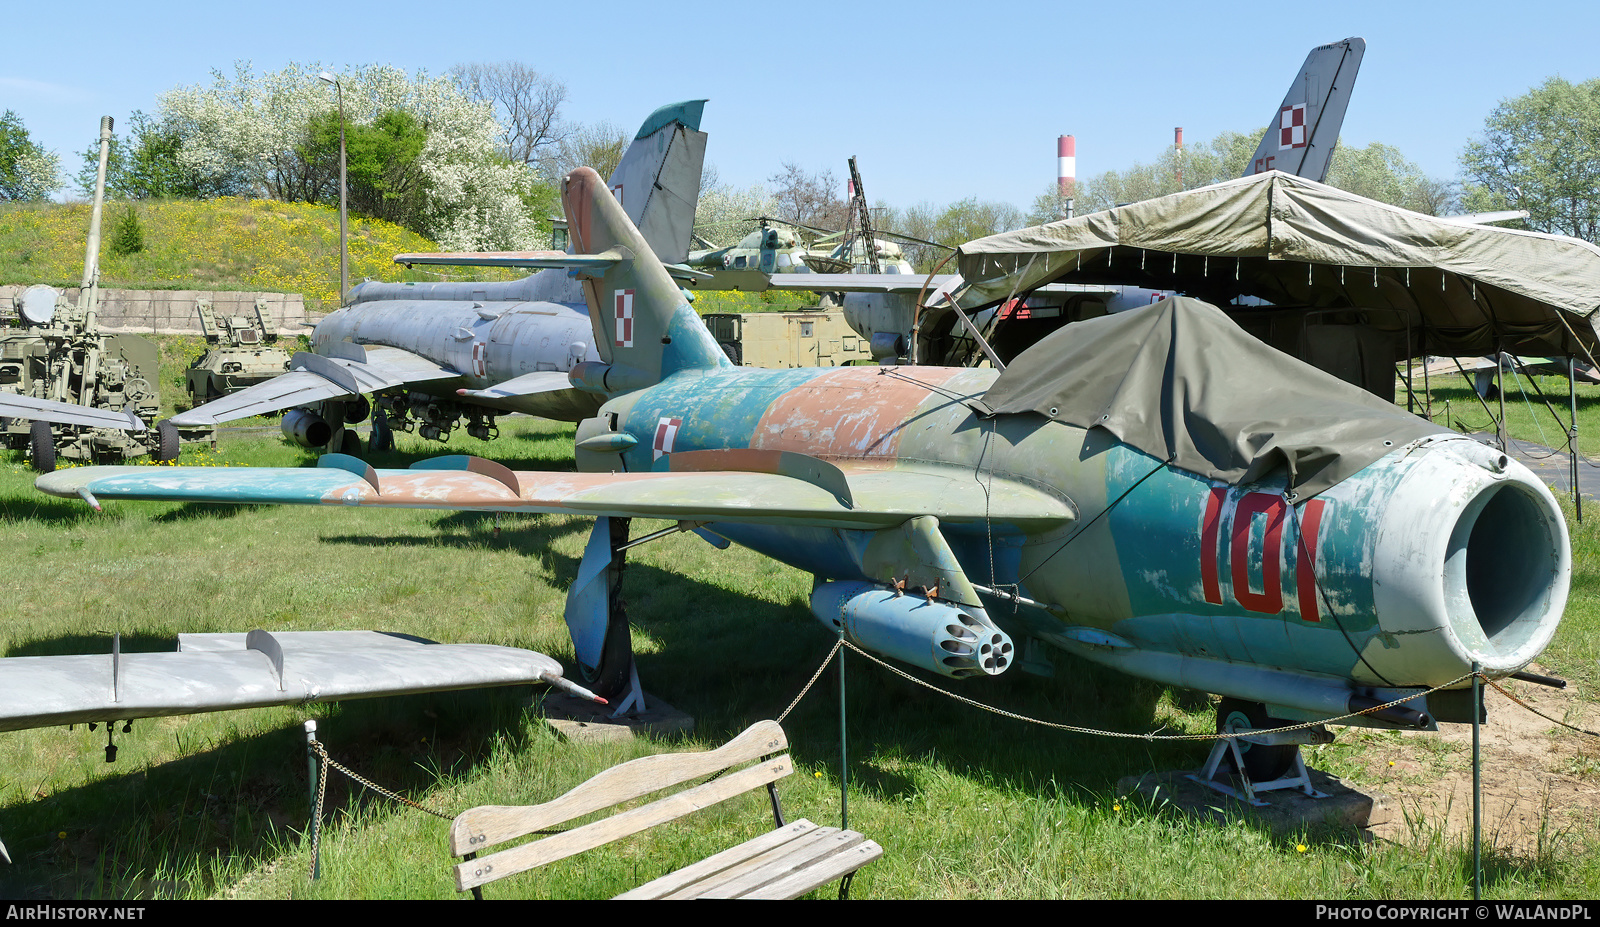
[38,454,1077,532]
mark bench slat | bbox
[450,720,788,855]
[657,827,851,900]
[694,829,878,900]
[453,754,792,892]
[614,819,821,900]
[741,838,884,900]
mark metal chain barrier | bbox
[306,737,457,879]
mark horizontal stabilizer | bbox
[0,630,565,732]
[457,370,574,403]
[394,249,622,273]
[38,457,1077,532]
[0,393,145,431]
[170,346,456,426]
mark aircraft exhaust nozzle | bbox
[281,408,332,448]
[810,580,1013,678]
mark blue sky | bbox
[4,0,1597,214]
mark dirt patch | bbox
[1339,665,1600,856]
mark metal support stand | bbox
[305,720,321,881]
[1472,663,1482,901]
[609,661,647,717]
[1188,729,1331,806]
[836,631,853,901]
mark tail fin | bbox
[1243,37,1365,182]
[564,166,728,394]
[605,100,708,265]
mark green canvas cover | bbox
[950,172,1600,358]
[976,296,1448,497]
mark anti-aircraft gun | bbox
[0,117,185,472]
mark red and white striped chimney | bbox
[1057,135,1075,219]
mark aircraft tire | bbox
[29,420,56,473]
[581,608,635,701]
[337,429,362,457]
[369,410,394,453]
[718,341,743,366]
[1216,697,1297,783]
[343,396,371,425]
[155,420,180,462]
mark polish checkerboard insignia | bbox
[614,289,634,348]
[1279,103,1307,150]
[653,417,682,460]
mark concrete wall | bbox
[0,286,314,336]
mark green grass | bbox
[0,417,1597,901]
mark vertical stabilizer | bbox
[564,167,728,394]
[605,100,708,265]
[1243,37,1365,182]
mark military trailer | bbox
[185,297,292,405]
[703,309,873,368]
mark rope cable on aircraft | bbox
[1286,497,1398,689]
[833,638,1489,741]
[1017,456,1172,585]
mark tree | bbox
[450,62,569,167]
[693,176,779,249]
[1461,76,1600,241]
[1325,141,1454,215]
[76,111,248,200]
[157,61,549,250]
[1028,128,1453,222]
[540,120,629,184]
[767,162,848,230]
[0,110,60,201]
[301,108,428,227]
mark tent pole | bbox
[1572,356,1582,523]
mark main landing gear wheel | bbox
[578,516,636,701]
[1216,697,1297,782]
[29,421,55,473]
[155,420,180,463]
[337,429,362,457]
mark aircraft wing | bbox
[0,392,145,431]
[38,452,1077,533]
[761,273,963,294]
[0,630,566,733]
[169,345,458,427]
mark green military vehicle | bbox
[185,297,293,405]
[703,308,873,368]
[0,285,179,471]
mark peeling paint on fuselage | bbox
[591,363,1424,684]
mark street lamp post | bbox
[318,71,348,306]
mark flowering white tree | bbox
[157,61,547,249]
[0,110,61,201]
[693,180,779,248]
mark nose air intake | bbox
[1449,477,1568,659]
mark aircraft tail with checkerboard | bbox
[1242,36,1364,183]
[561,165,732,398]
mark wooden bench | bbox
[447,720,882,899]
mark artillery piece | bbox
[0,116,192,472]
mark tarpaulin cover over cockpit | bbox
[975,297,1448,497]
[950,171,1600,358]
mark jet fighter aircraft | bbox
[41,165,1570,782]
[168,101,709,456]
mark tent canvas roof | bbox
[951,171,1600,358]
